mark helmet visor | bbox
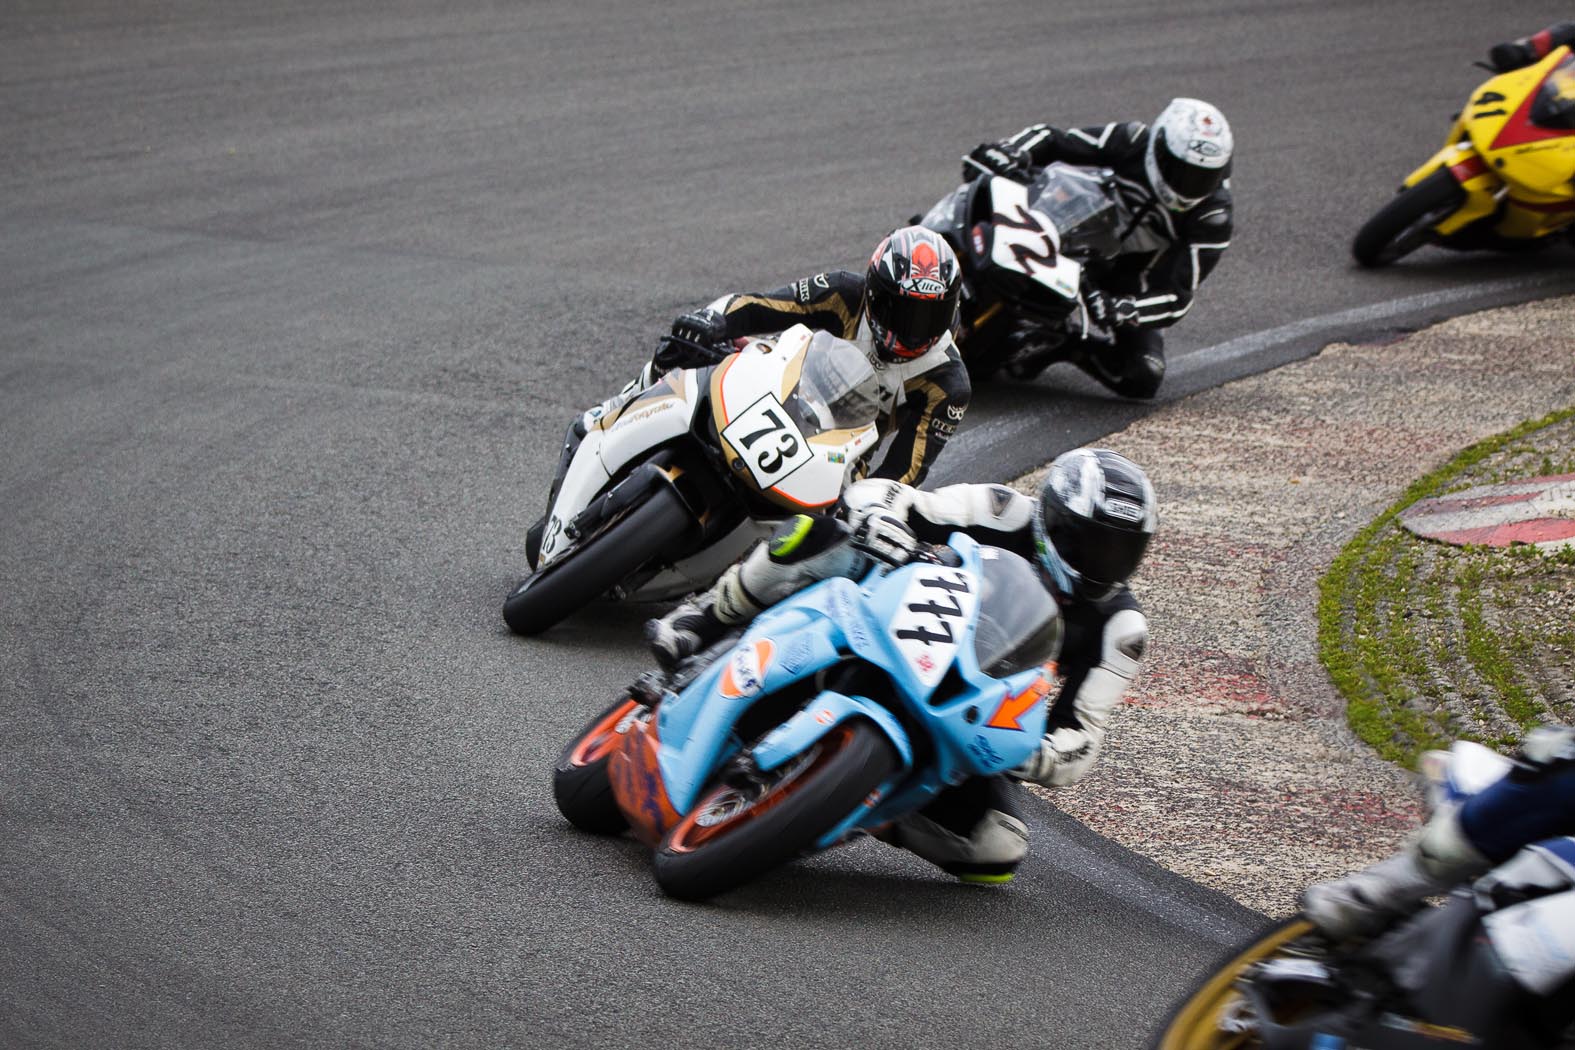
[1044,512,1151,589]
[866,282,958,357]
[1155,137,1228,202]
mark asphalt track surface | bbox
[5,3,1574,1048]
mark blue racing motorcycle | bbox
[551,533,1063,901]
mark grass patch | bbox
[1318,405,1575,768]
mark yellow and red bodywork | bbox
[1405,46,1575,239]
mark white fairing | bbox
[1480,846,1575,995]
[988,177,1083,301]
[537,324,880,599]
[537,377,701,567]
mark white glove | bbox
[850,511,919,567]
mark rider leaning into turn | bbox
[963,98,1234,399]
[526,227,970,568]
[647,448,1156,883]
[1303,724,1575,1003]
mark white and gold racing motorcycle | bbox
[503,324,882,635]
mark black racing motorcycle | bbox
[918,160,1128,380]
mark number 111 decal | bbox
[889,569,978,687]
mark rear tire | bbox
[553,697,647,835]
[652,720,898,902]
[1351,168,1467,268]
[1148,916,1316,1049]
[503,483,694,636]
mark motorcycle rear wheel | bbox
[1351,168,1466,268]
[651,720,898,902]
[502,483,693,635]
[553,696,647,835]
[1149,916,1316,1050]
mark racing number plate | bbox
[889,568,978,687]
[721,393,814,490]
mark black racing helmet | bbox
[1032,448,1156,602]
[864,226,962,362]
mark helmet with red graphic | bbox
[863,226,962,362]
[1144,98,1233,212]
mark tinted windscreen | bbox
[787,331,881,432]
[971,548,1062,678]
[1028,163,1125,257]
[1532,58,1575,130]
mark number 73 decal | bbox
[889,568,978,687]
[721,393,815,490]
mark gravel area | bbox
[1012,295,1575,915]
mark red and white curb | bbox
[1401,473,1575,551]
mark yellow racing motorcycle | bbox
[1353,46,1575,267]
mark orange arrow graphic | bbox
[985,670,1052,731]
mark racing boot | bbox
[1301,806,1488,941]
[881,776,1029,884]
[644,591,731,671]
[1078,327,1165,399]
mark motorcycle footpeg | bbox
[627,672,669,707]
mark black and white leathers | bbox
[994,121,1233,331]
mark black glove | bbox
[655,308,731,371]
[670,308,728,348]
[1488,40,1534,72]
[962,141,1030,182]
[1083,288,1140,330]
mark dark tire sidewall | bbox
[1352,168,1467,268]
[502,483,694,635]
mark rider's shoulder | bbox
[1180,188,1233,235]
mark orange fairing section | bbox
[608,718,680,847]
[985,665,1055,731]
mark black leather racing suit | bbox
[981,121,1233,398]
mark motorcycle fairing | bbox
[644,536,1052,824]
[538,371,703,566]
[709,325,879,513]
[986,177,1083,301]
[1406,46,1575,239]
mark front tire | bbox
[652,720,899,902]
[503,483,694,636]
[1351,168,1467,268]
[553,696,647,835]
[1149,916,1316,1049]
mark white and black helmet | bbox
[1032,448,1156,601]
[1144,98,1233,212]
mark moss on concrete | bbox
[1318,406,1575,767]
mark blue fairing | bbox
[650,534,1057,837]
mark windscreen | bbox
[786,331,882,432]
[971,548,1063,678]
[1531,56,1575,130]
[1027,163,1125,258]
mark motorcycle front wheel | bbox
[1351,168,1466,268]
[502,483,693,635]
[651,719,898,902]
[553,696,647,835]
[1149,916,1316,1050]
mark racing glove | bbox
[1083,288,1140,330]
[654,308,731,372]
[962,141,1031,182]
[849,511,920,567]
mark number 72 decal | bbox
[721,393,815,489]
